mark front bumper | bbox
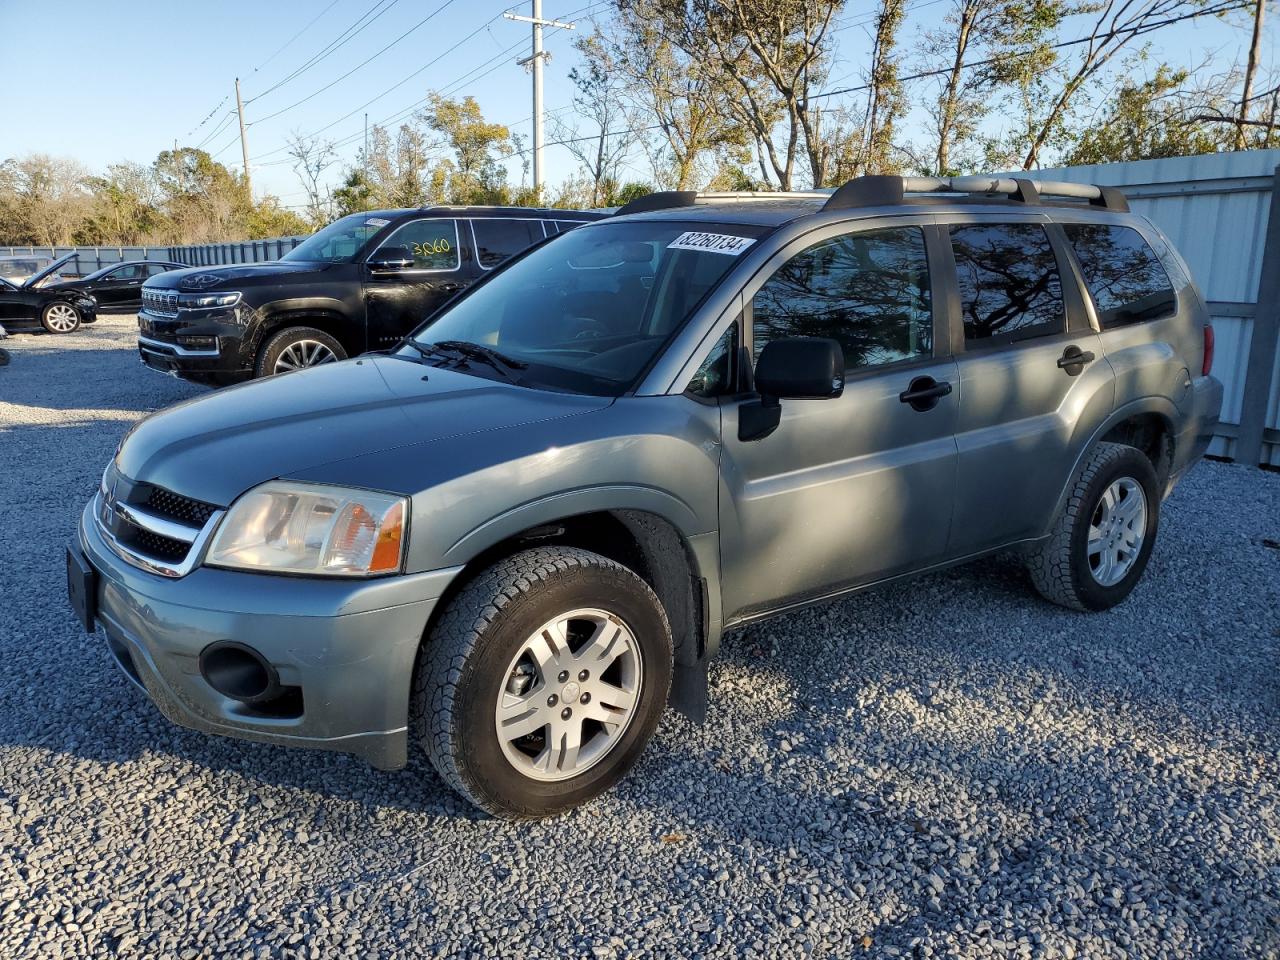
[137,305,252,382]
[75,499,461,769]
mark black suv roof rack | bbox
[614,189,832,216]
[823,175,1129,213]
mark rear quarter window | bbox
[1063,223,1176,328]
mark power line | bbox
[253,11,510,153]
[245,0,403,105]
[248,0,464,127]
[251,0,344,75]
[194,111,237,151]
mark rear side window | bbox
[752,226,933,371]
[472,219,544,269]
[1063,224,1176,327]
[951,223,1065,345]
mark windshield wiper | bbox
[404,340,528,384]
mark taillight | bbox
[1202,324,1215,377]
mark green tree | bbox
[1067,65,1231,163]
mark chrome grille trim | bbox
[116,501,199,544]
[94,489,224,579]
[140,287,180,317]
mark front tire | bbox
[255,326,346,377]
[414,547,673,819]
[1027,441,1159,611]
[41,302,81,334]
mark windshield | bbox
[282,212,389,263]
[402,220,766,395]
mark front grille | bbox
[143,486,217,526]
[97,467,222,577]
[141,288,179,317]
[132,528,190,562]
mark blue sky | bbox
[1,0,1271,207]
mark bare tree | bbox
[1016,0,1210,170]
[647,0,845,189]
[860,0,908,175]
[286,131,338,227]
[548,36,640,204]
[606,1,746,188]
[1236,0,1267,147]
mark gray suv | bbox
[68,176,1222,818]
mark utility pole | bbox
[235,77,253,198]
[364,113,369,176]
[504,2,574,200]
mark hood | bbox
[114,356,613,506]
[20,252,76,289]
[151,260,338,291]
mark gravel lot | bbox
[1,314,1278,959]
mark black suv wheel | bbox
[256,326,346,377]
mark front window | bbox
[373,219,459,271]
[752,226,933,371]
[282,213,389,263]
[403,220,767,396]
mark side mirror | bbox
[755,337,844,399]
[367,246,414,271]
[740,337,844,442]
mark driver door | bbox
[716,221,959,620]
[363,218,470,351]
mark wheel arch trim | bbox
[1043,396,1179,538]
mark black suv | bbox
[137,206,602,384]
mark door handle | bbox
[437,281,463,293]
[899,375,953,411]
[1057,345,1096,375]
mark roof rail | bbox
[614,189,832,216]
[822,175,1129,213]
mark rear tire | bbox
[414,547,673,819]
[1027,441,1159,611]
[41,302,81,334]
[255,326,346,377]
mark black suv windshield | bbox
[402,219,766,395]
[282,212,390,263]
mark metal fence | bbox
[0,236,304,276]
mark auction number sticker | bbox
[667,232,756,256]
[365,217,390,227]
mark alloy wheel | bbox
[45,304,79,332]
[1087,476,1147,587]
[494,608,643,782]
[273,339,338,373]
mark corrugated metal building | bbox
[1018,150,1280,467]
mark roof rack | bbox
[614,189,832,216]
[823,175,1129,213]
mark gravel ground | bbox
[1,314,1278,959]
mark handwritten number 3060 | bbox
[413,238,452,258]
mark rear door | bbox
[942,217,1113,555]
[363,218,466,350]
[716,219,960,619]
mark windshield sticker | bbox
[365,217,390,228]
[667,232,756,256]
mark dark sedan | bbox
[0,254,98,334]
[45,260,185,312]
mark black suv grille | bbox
[132,528,191,562]
[143,486,217,526]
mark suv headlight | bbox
[206,481,407,577]
[178,291,241,308]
